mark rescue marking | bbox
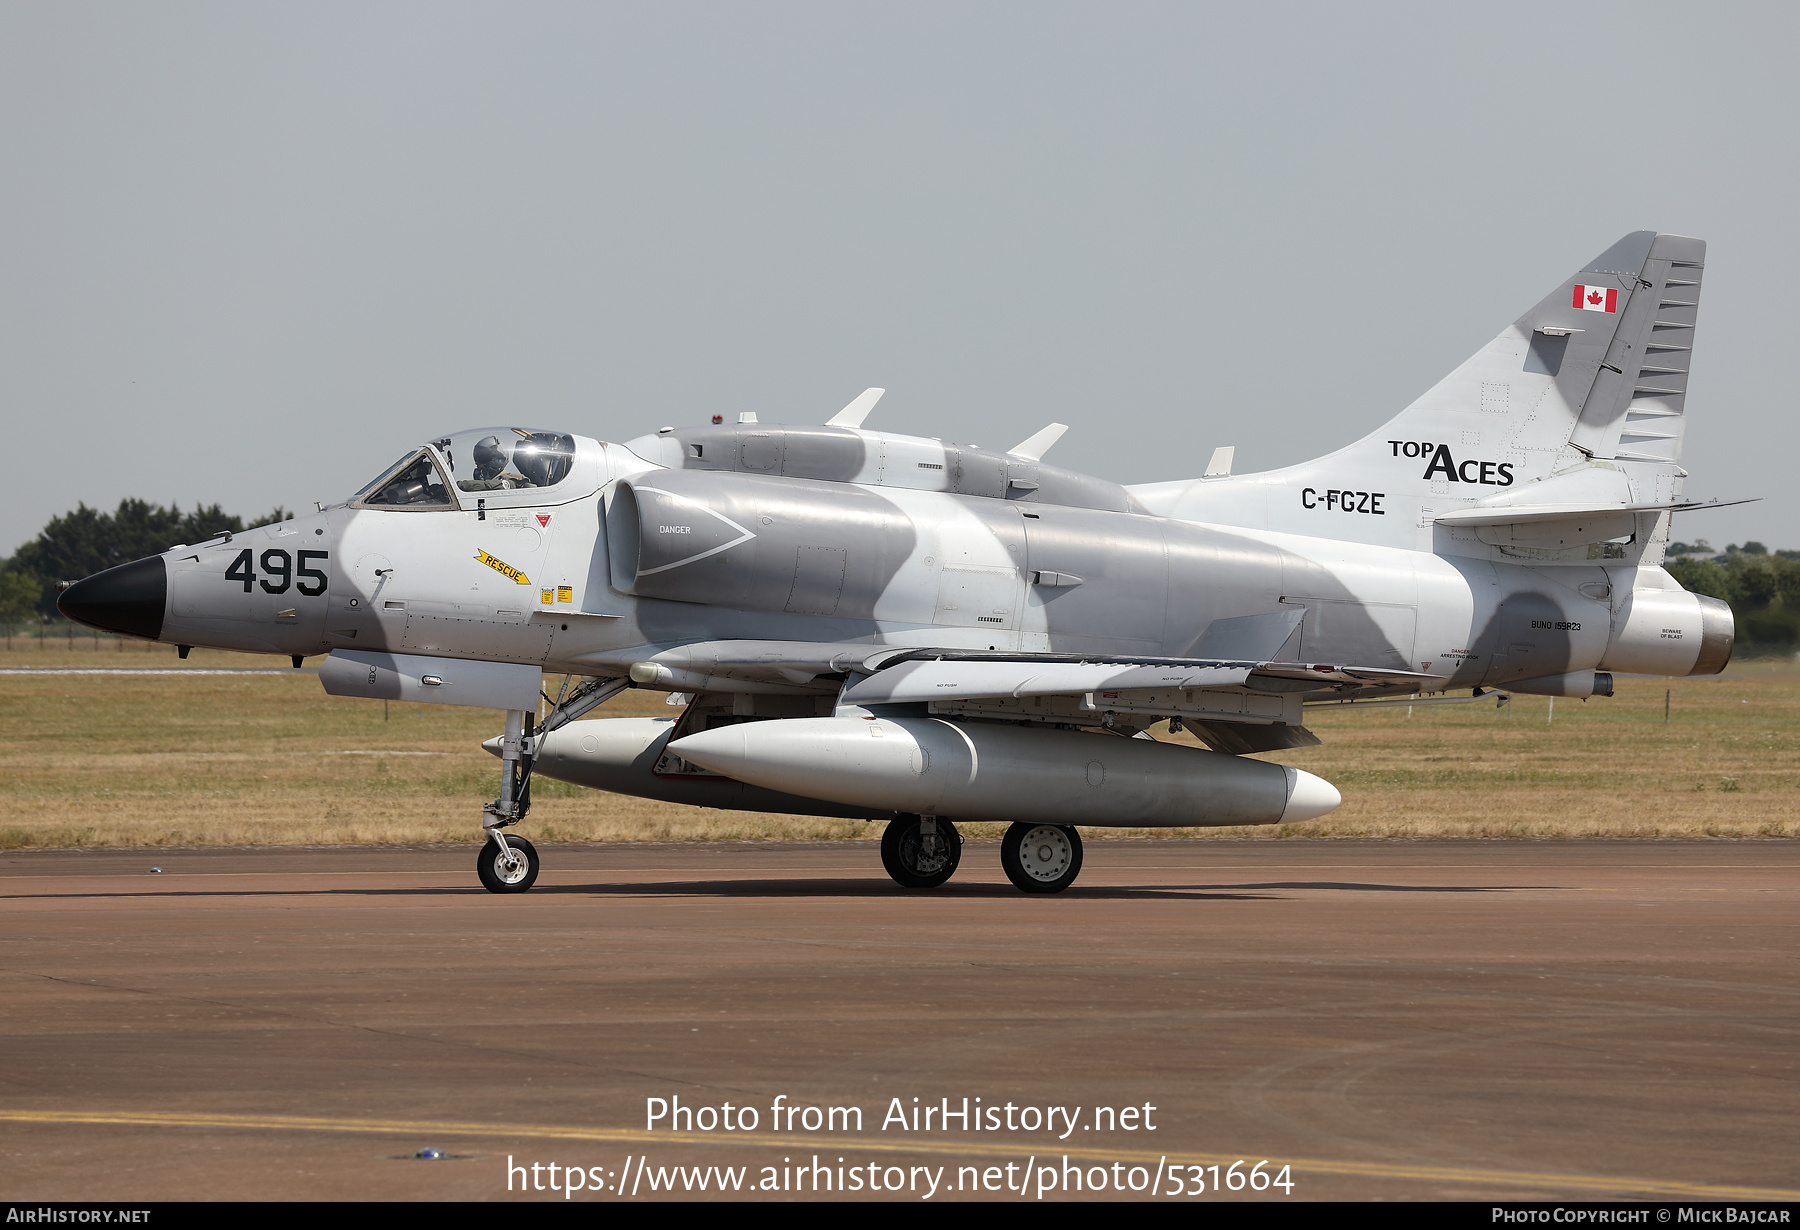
[474,549,531,585]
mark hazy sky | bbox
[4,2,1796,558]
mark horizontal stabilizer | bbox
[825,388,885,428]
[1434,496,1754,528]
[1436,495,1753,549]
[1007,422,1068,460]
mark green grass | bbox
[2,639,1796,846]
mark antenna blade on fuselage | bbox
[1008,422,1068,460]
[825,387,885,428]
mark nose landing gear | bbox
[476,676,628,895]
[478,707,533,895]
[477,834,540,892]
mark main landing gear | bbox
[477,676,627,895]
[999,822,1084,894]
[879,815,1086,893]
[880,814,962,888]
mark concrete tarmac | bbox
[0,839,1795,1202]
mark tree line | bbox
[1,499,290,630]
[1664,540,1800,654]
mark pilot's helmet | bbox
[473,435,510,481]
[512,433,575,487]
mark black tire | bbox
[999,823,1083,894]
[477,835,540,894]
[880,815,962,888]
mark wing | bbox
[839,649,1437,754]
[582,640,1445,754]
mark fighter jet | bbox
[59,230,1738,895]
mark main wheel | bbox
[477,835,539,894]
[880,815,962,888]
[1000,823,1083,894]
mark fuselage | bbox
[75,420,1728,696]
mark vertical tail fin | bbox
[1570,232,1704,465]
[1132,230,1708,557]
[1340,227,1707,469]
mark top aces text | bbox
[1389,441,1514,486]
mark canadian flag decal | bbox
[1572,284,1618,313]
[536,514,551,527]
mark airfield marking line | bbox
[0,871,841,881]
[0,870,1773,882]
[0,872,473,881]
[0,1110,1794,1200]
[0,668,317,676]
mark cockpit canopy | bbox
[352,428,593,510]
[437,427,576,492]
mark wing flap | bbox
[841,659,1251,706]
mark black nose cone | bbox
[57,555,167,641]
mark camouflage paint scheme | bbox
[64,230,1736,839]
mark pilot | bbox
[458,435,519,491]
[512,432,575,488]
[474,435,510,480]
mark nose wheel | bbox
[1000,823,1083,894]
[477,835,540,893]
[880,815,962,888]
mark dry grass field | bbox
[2,633,1797,847]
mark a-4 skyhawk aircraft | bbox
[60,230,1738,895]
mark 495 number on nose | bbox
[224,548,329,596]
